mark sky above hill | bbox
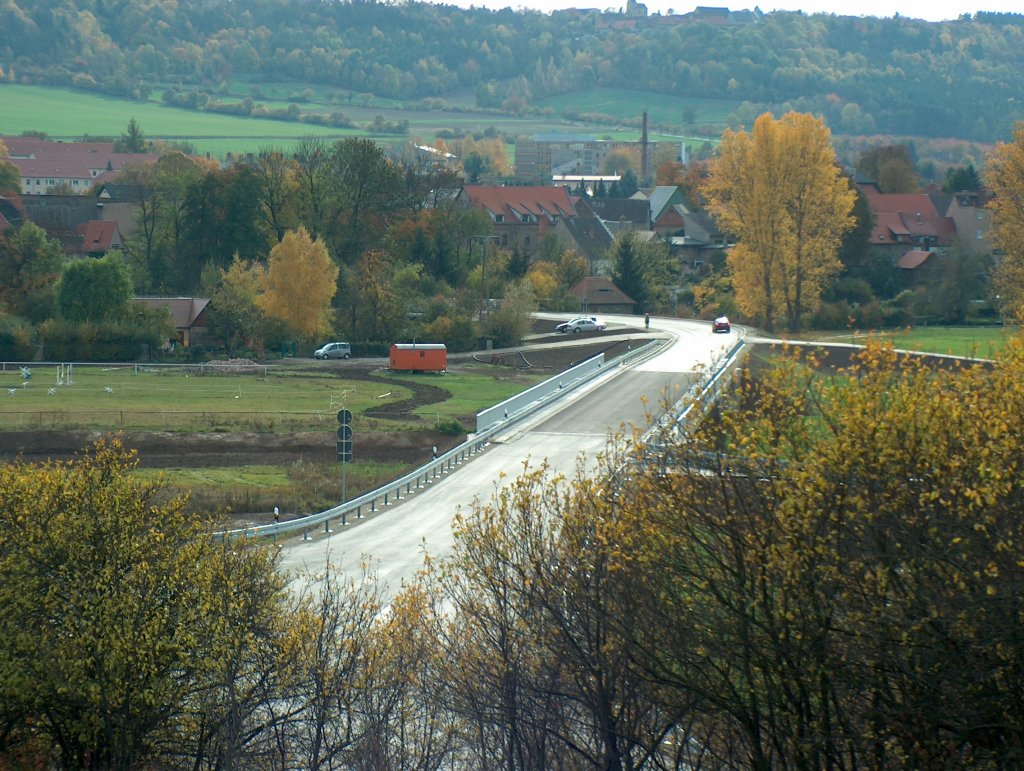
[444,0,1019,22]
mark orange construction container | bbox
[389,343,447,373]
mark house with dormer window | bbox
[456,185,578,254]
[858,183,957,275]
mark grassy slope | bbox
[0,83,729,157]
[806,326,1018,359]
[535,87,735,128]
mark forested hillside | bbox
[1,0,1023,142]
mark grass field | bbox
[0,361,546,432]
[536,87,736,129]
[132,461,408,522]
[0,85,356,151]
[798,326,1020,359]
[0,83,727,158]
[0,360,549,518]
[0,363,406,432]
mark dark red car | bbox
[712,316,731,333]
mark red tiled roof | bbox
[460,185,577,221]
[77,220,119,251]
[860,183,956,245]
[898,250,933,270]
[2,136,160,188]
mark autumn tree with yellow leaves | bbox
[0,440,292,768]
[611,341,1024,767]
[256,225,339,342]
[0,439,445,768]
[703,112,856,332]
[987,122,1024,321]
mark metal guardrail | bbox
[218,339,665,541]
[645,337,747,442]
[476,352,606,432]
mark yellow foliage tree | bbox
[256,226,339,342]
[615,340,1024,767]
[702,112,855,331]
[525,260,558,302]
[987,121,1024,321]
[0,439,292,767]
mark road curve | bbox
[277,315,739,592]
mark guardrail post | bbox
[324,517,332,534]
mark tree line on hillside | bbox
[5,336,1024,768]
[1,0,1023,142]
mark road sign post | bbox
[336,408,353,525]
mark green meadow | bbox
[0,85,355,151]
[0,363,407,432]
[536,87,735,130]
[806,326,1019,360]
[0,361,548,433]
[1,83,728,158]
[0,361,549,517]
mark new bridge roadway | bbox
[277,316,739,593]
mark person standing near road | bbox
[644,313,650,330]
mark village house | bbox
[456,185,579,255]
[570,276,636,315]
[858,182,957,283]
[135,297,210,348]
[19,194,136,256]
[2,136,160,195]
[929,188,995,255]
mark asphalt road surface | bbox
[277,316,739,593]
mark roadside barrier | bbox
[217,339,665,541]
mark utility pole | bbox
[471,234,499,319]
